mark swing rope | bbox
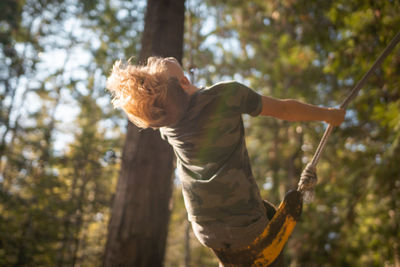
[298,30,400,194]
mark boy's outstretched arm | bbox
[259,96,345,126]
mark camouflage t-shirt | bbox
[160,81,268,249]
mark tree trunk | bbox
[103,0,185,266]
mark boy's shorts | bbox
[212,200,285,267]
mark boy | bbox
[106,56,345,265]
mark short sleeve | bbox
[218,81,262,117]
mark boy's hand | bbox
[325,108,346,126]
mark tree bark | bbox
[103,0,185,266]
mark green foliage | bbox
[0,0,137,265]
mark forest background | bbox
[1,0,399,266]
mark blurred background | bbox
[0,0,399,266]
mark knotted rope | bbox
[297,30,400,201]
[298,163,318,202]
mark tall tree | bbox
[103,0,185,266]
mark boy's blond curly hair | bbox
[106,57,189,128]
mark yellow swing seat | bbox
[213,190,303,266]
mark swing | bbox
[213,30,400,266]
